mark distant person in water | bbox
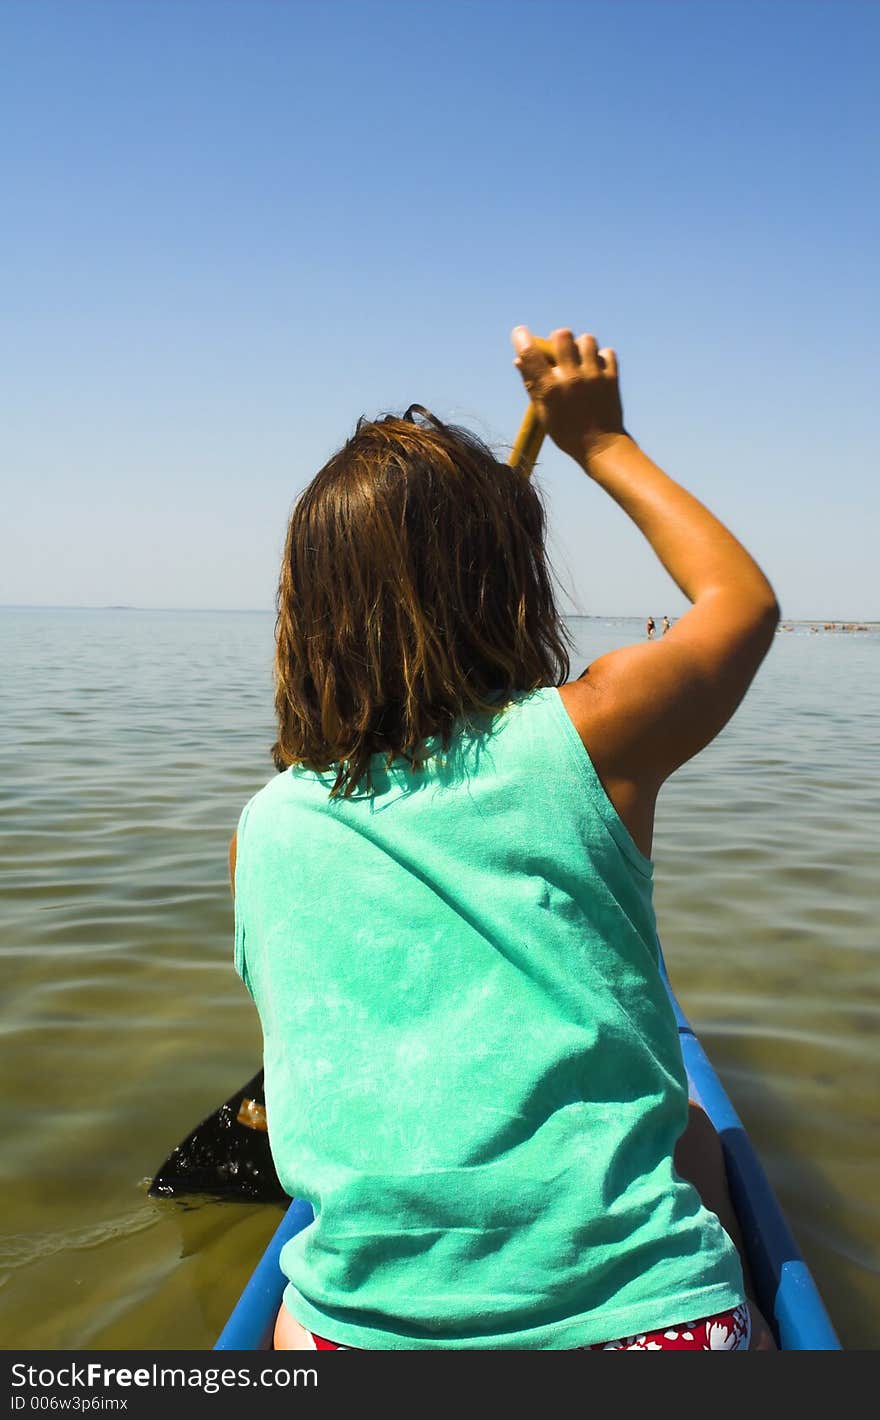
[232,323,779,1352]
[646,616,656,639]
[662,615,671,635]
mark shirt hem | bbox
[281,1280,747,1350]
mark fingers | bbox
[576,334,602,375]
[598,346,618,378]
[550,327,581,372]
[510,325,536,357]
[511,325,618,397]
[511,325,555,399]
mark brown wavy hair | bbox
[273,406,572,795]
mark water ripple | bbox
[0,609,877,1348]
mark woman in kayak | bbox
[231,326,779,1350]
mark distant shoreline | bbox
[1,604,879,627]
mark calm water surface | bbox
[1,609,877,1348]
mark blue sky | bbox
[3,0,877,618]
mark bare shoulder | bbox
[229,830,237,895]
[554,627,727,856]
[561,599,777,793]
[556,670,660,861]
[557,644,666,778]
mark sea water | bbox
[1,608,877,1348]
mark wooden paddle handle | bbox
[507,336,556,478]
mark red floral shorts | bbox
[307,1302,752,1351]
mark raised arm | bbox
[512,326,779,855]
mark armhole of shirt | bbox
[545,686,654,880]
[233,797,255,995]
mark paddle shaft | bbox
[507,336,555,478]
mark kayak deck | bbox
[215,957,841,1351]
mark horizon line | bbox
[2,603,878,624]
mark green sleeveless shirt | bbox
[233,687,744,1348]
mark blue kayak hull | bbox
[215,956,841,1351]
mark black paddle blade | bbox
[149,1069,290,1204]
